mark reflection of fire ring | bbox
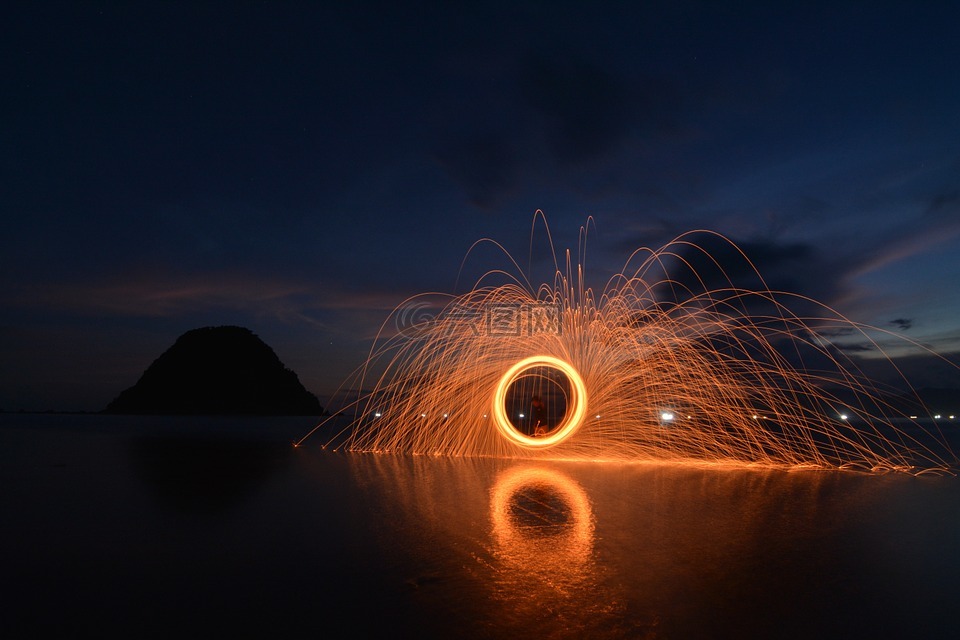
[492,355,587,448]
[490,466,594,570]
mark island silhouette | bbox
[104,326,324,416]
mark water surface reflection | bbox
[3,416,958,639]
[339,454,959,639]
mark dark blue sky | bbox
[3,1,960,411]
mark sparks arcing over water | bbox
[299,215,958,473]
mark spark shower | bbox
[299,216,957,474]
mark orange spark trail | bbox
[298,215,958,474]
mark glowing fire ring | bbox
[492,355,587,448]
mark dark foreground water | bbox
[3,414,960,639]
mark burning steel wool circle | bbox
[299,216,958,474]
[492,356,587,448]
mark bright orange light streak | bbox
[492,356,587,448]
[299,214,959,475]
[490,465,594,572]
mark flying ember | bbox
[299,215,957,474]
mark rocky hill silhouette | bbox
[104,326,324,415]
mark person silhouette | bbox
[530,395,546,436]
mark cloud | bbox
[925,189,959,217]
[848,188,960,280]
[434,133,518,209]
[5,271,411,325]
[620,231,847,305]
[888,318,913,331]
[519,53,679,165]
[519,55,632,163]
[832,341,876,354]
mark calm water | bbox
[3,414,959,639]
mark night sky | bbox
[3,1,960,412]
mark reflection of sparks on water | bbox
[299,215,958,474]
[487,465,614,632]
[334,454,629,635]
[490,466,594,578]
